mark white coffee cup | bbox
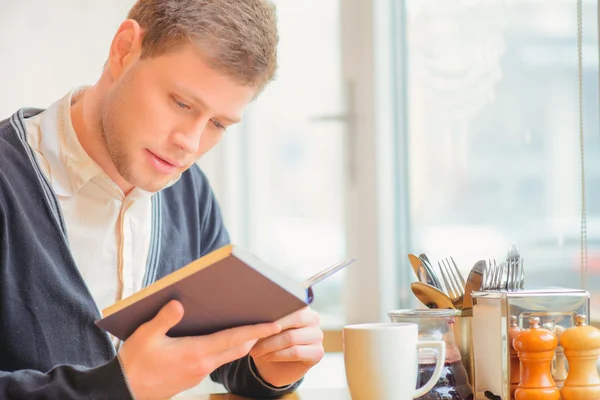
[343,322,446,400]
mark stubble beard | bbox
[98,77,179,193]
[99,101,140,187]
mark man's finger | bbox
[201,322,281,354]
[209,339,259,370]
[142,300,185,337]
[255,344,325,363]
[249,327,323,358]
[275,307,320,331]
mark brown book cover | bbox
[95,244,352,341]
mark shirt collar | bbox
[39,89,179,198]
[38,89,104,197]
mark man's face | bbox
[100,45,255,192]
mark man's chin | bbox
[119,160,185,192]
[129,174,179,193]
[141,180,173,193]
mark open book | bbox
[95,244,355,341]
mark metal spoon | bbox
[462,260,486,310]
[419,253,444,290]
[411,282,455,309]
[408,254,443,290]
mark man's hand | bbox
[118,300,281,400]
[249,307,324,387]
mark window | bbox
[8,0,595,333]
[400,0,600,316]
[200,0,349,328]
[1,0,362,330]
[0,1,132,114]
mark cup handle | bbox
[413,340,446,399]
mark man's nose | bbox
[171,118,208,154]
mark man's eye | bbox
[175,99,190,109]
[212,120,226,130]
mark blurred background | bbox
[2,0,600,391]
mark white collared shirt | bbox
[24,90,153,314]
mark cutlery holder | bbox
[471,288,589,400]
[389,309,475,388]
[454,310,474,388]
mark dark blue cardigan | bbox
[0,109,300,399]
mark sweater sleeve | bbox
[0,173,133,399]
[210,355,302,398]
[0,357,133,400]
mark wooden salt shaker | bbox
[553,324,567,389]
[542,321,567,389]
[509,315,521,399]
[560,314,600,400]
[513,316,560,400]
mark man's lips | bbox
[147,150,183,168]
[146,150,184,174]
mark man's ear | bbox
[106,19,143,81]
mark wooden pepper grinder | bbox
[513,316,560,400]
[560,314,600,400]
[509,315,522,399]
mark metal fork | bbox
[482,258,496,290]
[507,258,524,291]
[515,258,524,290]
[482,257,522,290]
[491,261,503,289]
[488,259,505,290]
[438,257,465,308]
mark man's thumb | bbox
[148,300,185,336]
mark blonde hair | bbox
[127,0,278,93]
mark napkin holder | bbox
[471,288,589,400]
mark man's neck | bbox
[69,88,134,195]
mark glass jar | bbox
[388,309,474,400]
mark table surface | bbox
[176,388,350,399]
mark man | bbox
[0,0,324,399]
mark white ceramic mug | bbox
[343,322,446,400]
